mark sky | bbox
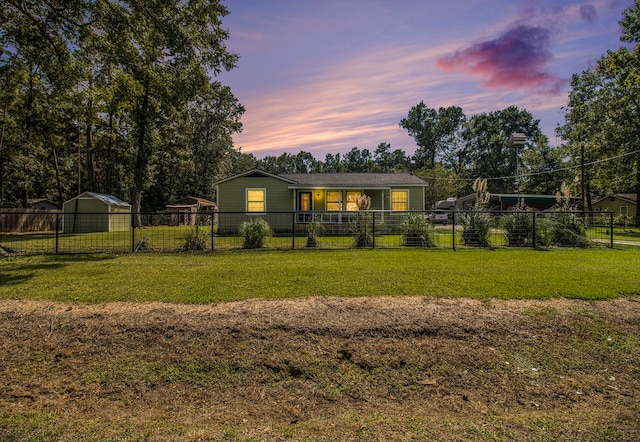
[219,0,635,159]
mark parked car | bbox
[428,210,450,223]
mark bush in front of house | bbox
[502,199,534,247]
[306,220,323,248]
[351,194,373,248]
[549,181,589,247]
[461,178,491,247]
[239,218,272,249]
[400,213,435,247]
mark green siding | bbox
[217,176,292,212]
[215,173,427,233]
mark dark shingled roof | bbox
[279,173,427,187]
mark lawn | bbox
[1,248,639,303]
[1,248,640,441]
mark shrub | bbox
[351,194,373,248]
[461,178,491,247]
[306,220,323,248]
[400,213,435,247]
[549,181,589,247]
[183,225,209,251]
[239,218,272,249]
[502,199,534,247]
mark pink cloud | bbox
[436,24,567,95]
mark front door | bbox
[298,191,313,222]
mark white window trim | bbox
[620,206,629,216]
[246,188,266,213]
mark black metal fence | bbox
[0,209,620,255]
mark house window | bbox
[346,191,361,211]
[621,206,629,216]
[247,189,265,212]
[327,191,341,211]
[390,190,409,211]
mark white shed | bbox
[62,192,131,233]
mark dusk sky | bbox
[219,0,635,159]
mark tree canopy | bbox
[557,0,640,221]
[1,0,243,215]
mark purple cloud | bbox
[580,4,598,24]
[436,24,567,95]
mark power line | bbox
[419,148,640,182]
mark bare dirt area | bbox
[1,296,639,441]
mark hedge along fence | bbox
[0,210,618,255]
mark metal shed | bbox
[62,192,131,233]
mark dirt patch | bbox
[1,296,639,441]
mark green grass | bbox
[1,248,638,303]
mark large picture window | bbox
[390,190,409,211]
[247,189,265,212]
[346,191,361,211]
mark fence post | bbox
[211,215,215,252]
[610,211,614,248]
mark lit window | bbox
[247,189,265,212]
[327,191,341,211]
[391,190,408,211]
[346,192,361,211]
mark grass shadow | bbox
[0,254,117,287]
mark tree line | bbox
[1,0,243,218]
[1,1,638,220]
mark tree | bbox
[463,106,542,194]
[95,0,239,222]
[520,135,573,195]
[558,0,640,221]
[399,102,465,169]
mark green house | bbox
[62,192,131,233]
[213,169,429,233]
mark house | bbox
[212,169,429,232]
[62,192,131,233]
[455,193,580,211]
[29,198,60,210]
[592,194,638,217]
[165,196,217,226]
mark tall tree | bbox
[95,0,238,221]
[399,102,465,169]
[558,0,640,220]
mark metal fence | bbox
[0,209,620,255]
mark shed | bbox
[165,196,217,226]
[62,192,131,233]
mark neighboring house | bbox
[29,199,60,210]
[165,196,217,226]
[62,192,131,233]
[455,193,580,211]
[592,194,638,217]
[213,169,429,232]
